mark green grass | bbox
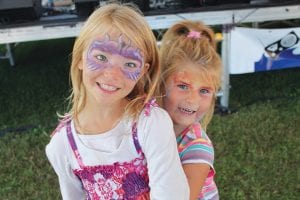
[0,39,299,199]
[0,39,73,200]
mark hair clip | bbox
[187,31,201,39]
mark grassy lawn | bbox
[0,39,299,200]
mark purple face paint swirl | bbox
[86,34,144,81]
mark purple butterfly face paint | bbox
[86,34,144,81]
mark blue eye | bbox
[125,62,137,68]
[96,54,107,62]
[177,84,188,90]
[200,88,209,94]
[199,88,213,97]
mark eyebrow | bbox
[174,76,190,84]
[90,41,119,55]
[175,78,214,91]
[121,48,143,62]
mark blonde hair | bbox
[67,3,160,121]
[159,20,222,130]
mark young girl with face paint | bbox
[159,20,222,200]
[45,3,189,200]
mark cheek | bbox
[163,99,176,120]
[126,79,137,90]
[196,98,213,117]
[121,69,142,81]
[164,82,183,109]
[164,92,179,112]
[163,96,171,110]
[165,83,179,98]
[82,66,99,85]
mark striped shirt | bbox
[177,123,219,200]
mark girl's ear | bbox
[143,63,150,73]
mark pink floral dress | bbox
[66,120,150,200]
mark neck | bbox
[173,124,187,137]
[76,99,129,135]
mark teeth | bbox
[100,83,117,91]
[179,107,195,114]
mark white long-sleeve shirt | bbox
[46,106,189,199]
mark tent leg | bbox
[0,43,15,66]
[220,24,232,112]
[7,43,15,66]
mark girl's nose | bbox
[186,91,200,104]
[103,62,123,77]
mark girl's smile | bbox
[178,106,197,115]
[96,82,119,93]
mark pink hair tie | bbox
[187,31,201,39]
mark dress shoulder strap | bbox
[143,98,158,116]
[66,120,85,168]
[131,122,142,154]
[131,98,158,154]
[50,116,71,137]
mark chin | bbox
[174,120,193,129]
